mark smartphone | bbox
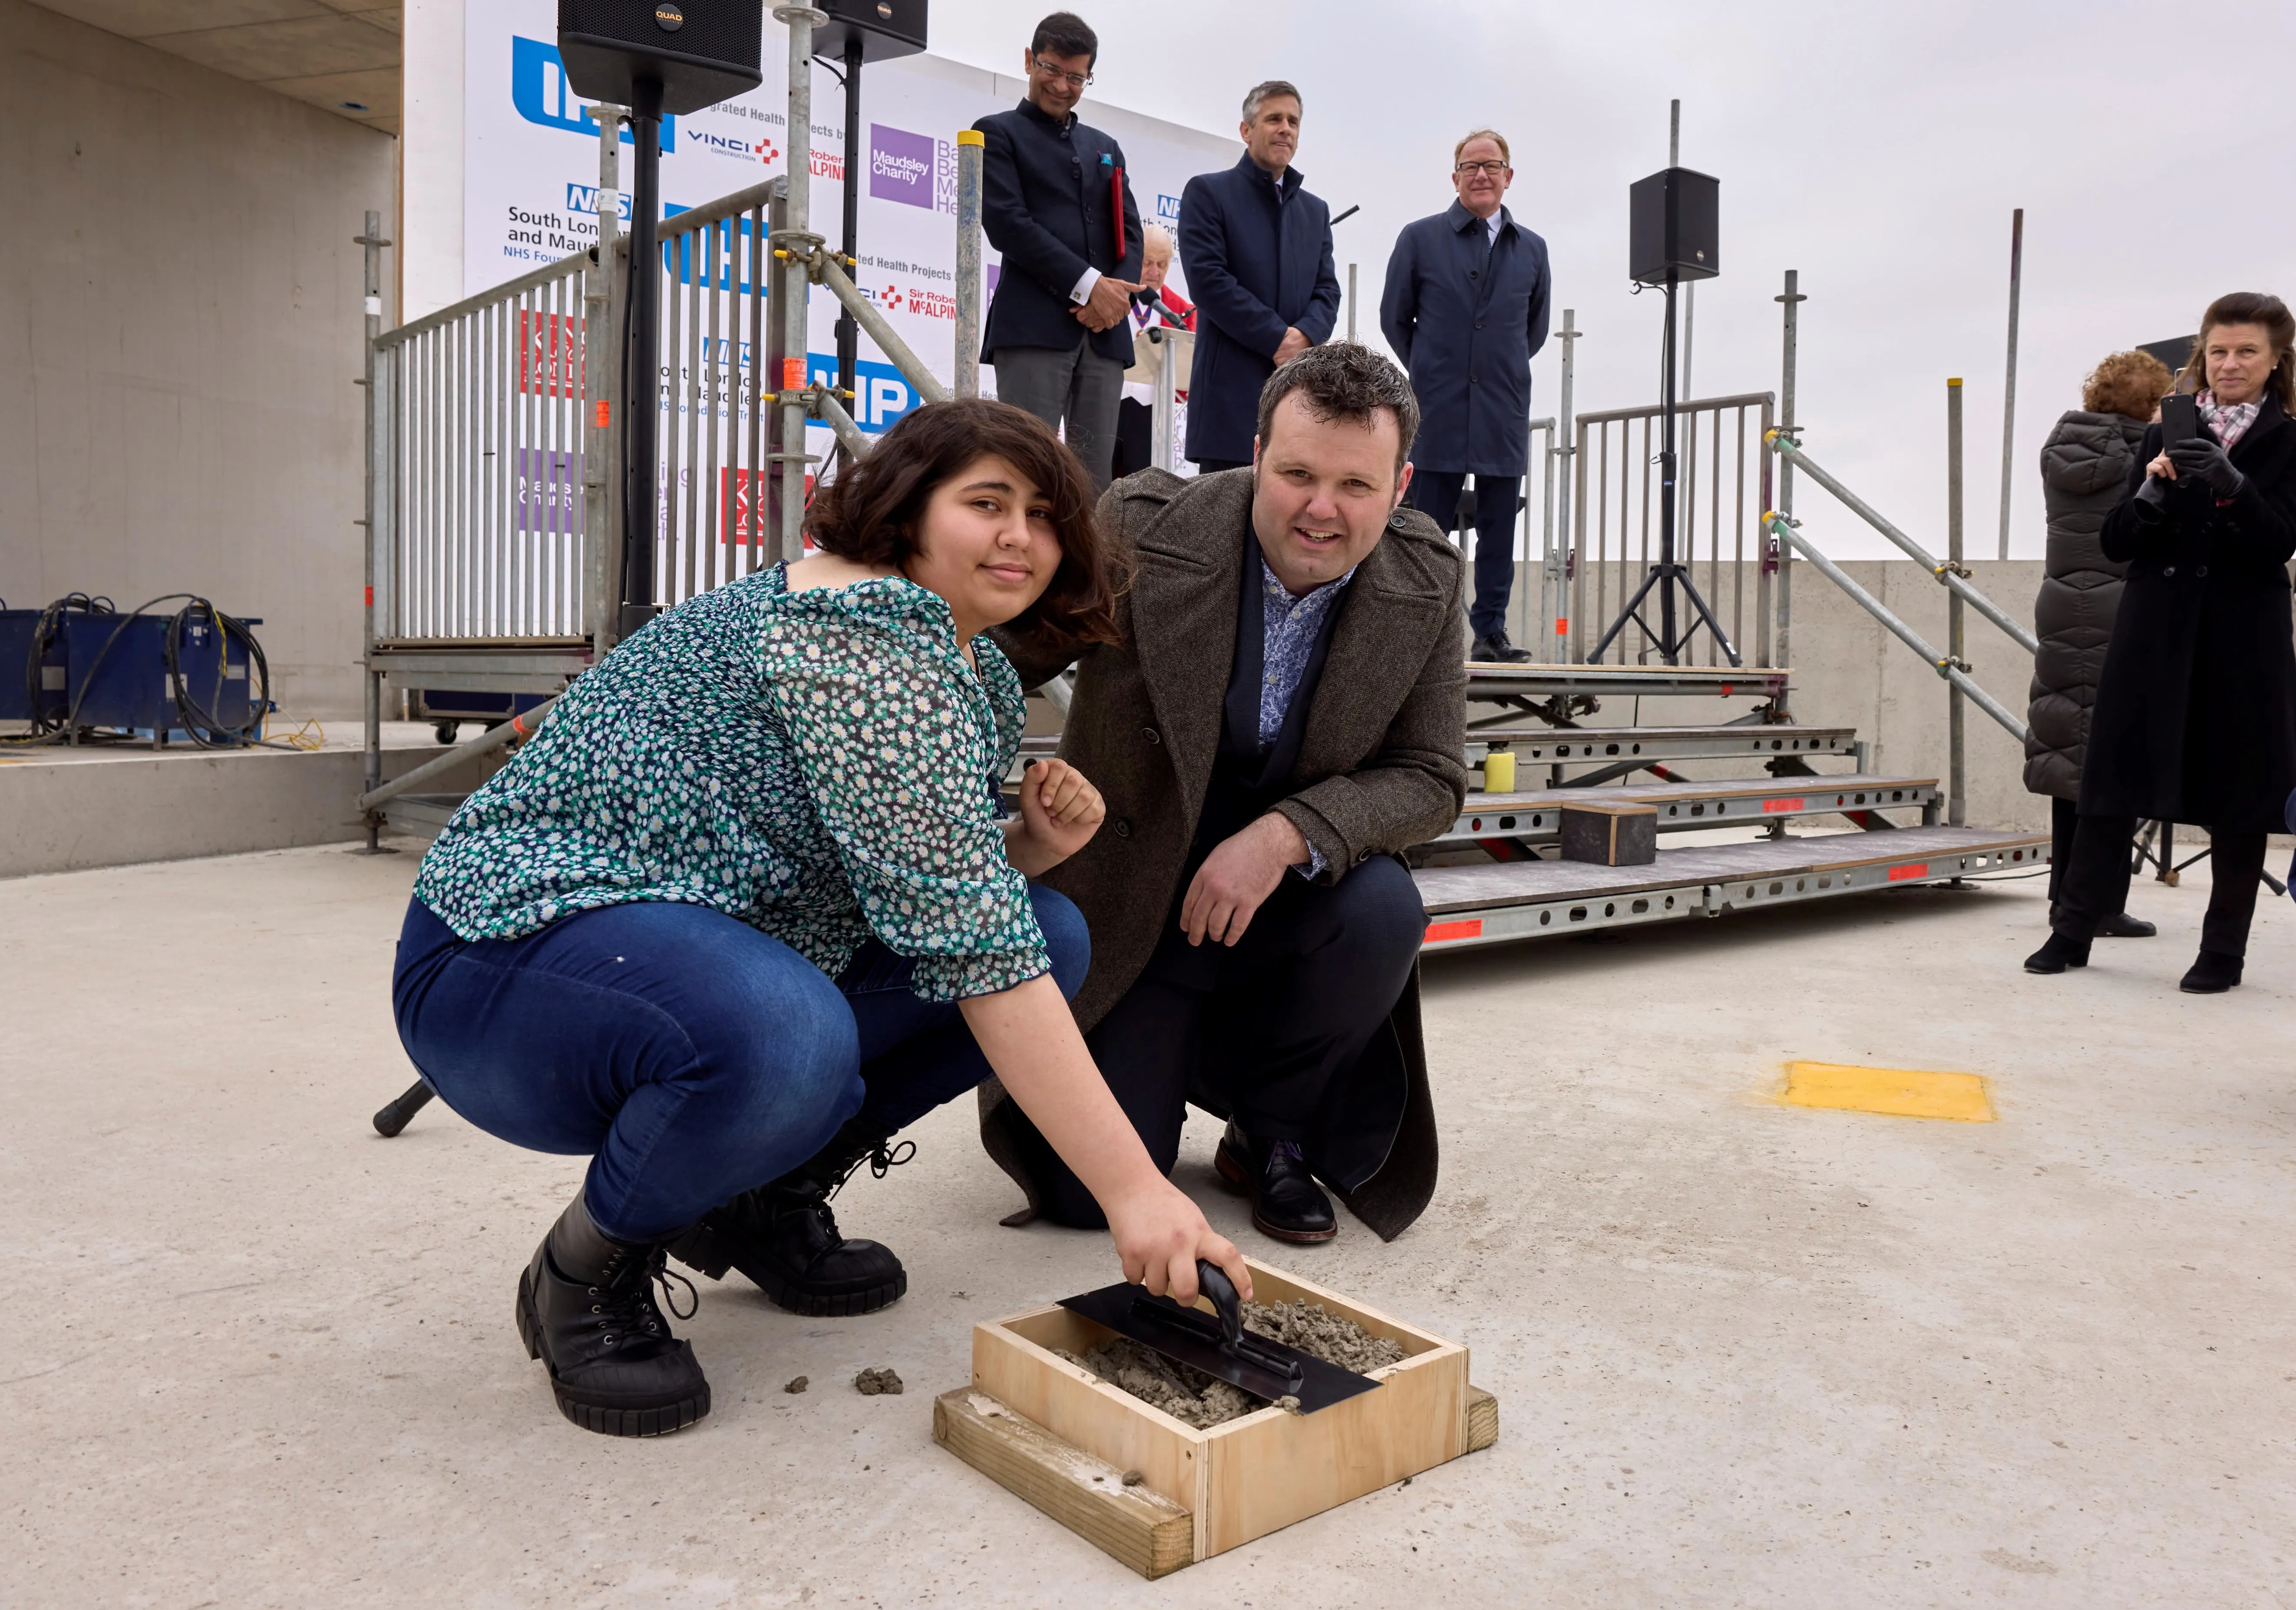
[2160,393,2198,448]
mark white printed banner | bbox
[462,0,1233,456]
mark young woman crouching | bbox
[392,399,1248,1435]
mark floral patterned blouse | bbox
[412,564,1047,1000]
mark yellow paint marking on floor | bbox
[1781,1062,1994,1122]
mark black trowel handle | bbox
[1195,1260,1243,1351]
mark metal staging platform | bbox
[1463,723,1855,767]
[1463,663,1792,729]
[1414,826,2050,952]
[1430,773,1937,849]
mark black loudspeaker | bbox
[558,0,762,116]
[815,0,929,63]
[1629,166,1719,286]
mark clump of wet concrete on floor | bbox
[853,1367,903,1396]
[1058,1299,1405,1428]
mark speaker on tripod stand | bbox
[558,2,763,639]
[1588,164,1740,667]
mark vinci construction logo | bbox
[869,124,956,215]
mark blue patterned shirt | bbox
[1259,558,1356,875]
[412,564,1047,1001]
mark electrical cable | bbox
[7,594,114,743]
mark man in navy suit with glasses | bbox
[973,11,1144,491]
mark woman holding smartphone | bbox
[393,399,1249,1437]
[2026,293,2296,991]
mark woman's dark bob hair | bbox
[803,397,1123,652]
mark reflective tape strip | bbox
[1424,918,1484,942]
[1887,863,1930,881]
[1762,798,1806,814]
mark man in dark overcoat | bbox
[1176,80,1342,474]
[1380,129,1552,663]
[983,345,1465,1243]
[975,12,1144,490]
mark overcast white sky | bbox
[931,0,2296,560]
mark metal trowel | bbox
[1057,1261,1384,1415]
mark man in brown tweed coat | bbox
[985,344,1467,1243]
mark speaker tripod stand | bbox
[1588,267,1740,668]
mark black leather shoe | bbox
[516,1195,709,1438]
[668,1118,909,1316]
[2180,950,2243,993]
[1215,1123,1336,1244]
[2097,911,2158,939]
[2023,932,2091,974]
[1470,631,1535,664]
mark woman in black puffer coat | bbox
[2027,292,2296,993]
[2023,350,2172,937]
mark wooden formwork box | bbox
[932,1257,1499,1578]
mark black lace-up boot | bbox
[667,1116,911,1316]
[515,1194,710,1437]
[1215,1121,1338,1244]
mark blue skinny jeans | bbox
[390,888,1088,1243]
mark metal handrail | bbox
[1764,512,2028,741]
[357,693,562,814]
[375,247,598,350]
[1766,432,2039,656]
[1571,391,1775,666]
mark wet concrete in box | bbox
[1058,1298,1407,1429]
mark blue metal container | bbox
[0,609,69,726]
[62,607,257,739]
[413,688,552,742]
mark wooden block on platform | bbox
[932,1388,1195,1579]
[943,1257,1480,1574]
[1465,1384,1499,1452]
[1558,800,1658,865]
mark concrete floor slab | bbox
[3,842,2291,1607]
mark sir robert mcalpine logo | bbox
[870,124,956,215]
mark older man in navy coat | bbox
[1381,129,1552,662]
[1177,80,1342,473]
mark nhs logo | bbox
[565,184,633,222]
[1156,194,1182,224]
[512,36,676,148]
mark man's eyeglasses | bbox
[1032,56,1093,89]
[1454,160,1511,177]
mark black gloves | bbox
[2134,473,2169,518]
[2167,435,2246,498]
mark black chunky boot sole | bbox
[670,1218,907,1317]
[516,1267,710,1437]
[1214,1142,1338,1244]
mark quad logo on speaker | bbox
[654,3,684,32]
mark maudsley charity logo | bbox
[869,125,957,214]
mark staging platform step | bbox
[1020,725,1856,767]
[381,792,466,841]
[1465,663,1790,706]
[1465,724,1854,765]
[1433,773,1936,848]
[1414,825,2049,953]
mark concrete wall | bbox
[0,0,396,719]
